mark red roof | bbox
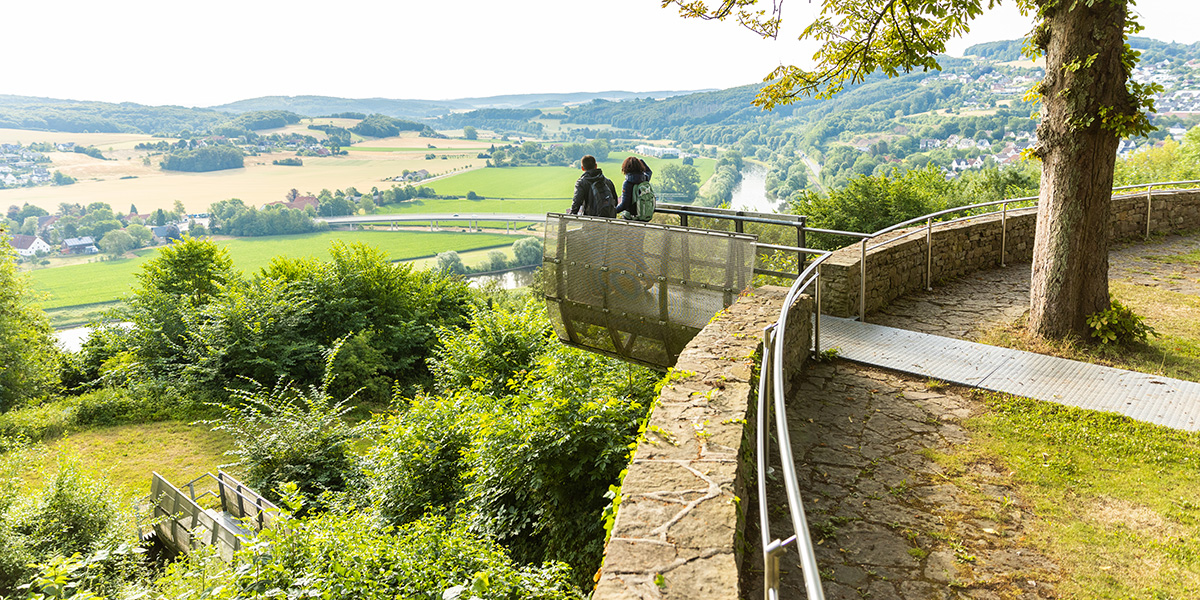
[9,234,39,250]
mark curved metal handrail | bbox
[754,177,1200,599]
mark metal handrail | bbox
[754,177,1200,600]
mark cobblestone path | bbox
[868,233,1200,341]
[745,362,1058,600]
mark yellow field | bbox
[0,128,160,148]
[1,151,485,214]
[353,131,496,150]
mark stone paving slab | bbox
[823,316,1200,432]
[745,361,1059,600]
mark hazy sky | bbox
[3,1,1197,107]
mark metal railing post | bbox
[925,217,934,291]
[798,217,808,268]
[680,213,688,228]
[1145,184,1154,238]
[764,540,786,600]
[814,264,822,355]
[859,239,867,322]
[1000,202,1008,268]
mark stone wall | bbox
[820,188,1200,318]
[592,286,813,600]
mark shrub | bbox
[6,463,136,595]
[154,511,581,599]
[211,342,373,509]
[1086,297,1157,345]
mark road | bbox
[317,213,548,225]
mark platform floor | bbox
[821,316,1200,432]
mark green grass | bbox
[24,421,236,497]
[349,146,487,153]
[375,197,565,215]
[1147,248,1200,265]
[422,156,717,199]
[954,392,1200,598]
[979,281,1200,383]
[29,230,529,309]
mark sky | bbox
[2,0,1198,108]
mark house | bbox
[633,145,681,159]
[262,196,319,212]
[56,142,76,152]
[63,236,99,254]
[8,234,52,257]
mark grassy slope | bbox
[30,230,527,309]
[23,421,235,498]
[939,392,1200,598]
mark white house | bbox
[8,234,52,257]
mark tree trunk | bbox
[1028,0,1130,339]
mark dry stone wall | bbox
[820,188,1200,318]
[592,286,812,600]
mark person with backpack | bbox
[569,155,617,217]
[616,156,655,221]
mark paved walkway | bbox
[870,233,1200,341]
[745,362,1059,600]
[822,316,1200,431]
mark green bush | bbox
[1087,297,1157,345]
[212,343,373,509]
[2,463,137,595]
[154,511,581,599]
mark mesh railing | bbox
[543,213,756,368]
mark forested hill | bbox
[0,95,229,135]
[209,90,711,119]
[209,95,470,120]
[966,36,1200,64]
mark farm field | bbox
[3,151,483,215]
[0,128,159,149]
[424,155,717,199]
[376,197,565,215]
[29,230,529,309]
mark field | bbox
[422,156,717,199]
[2,150,483,215]
[29,230,529,309]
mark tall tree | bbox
[0,236,60,409]
[664,0,1158,339]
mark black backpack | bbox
[588,178,617,218]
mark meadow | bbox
[423,155,717,199]
[29,230,528,309]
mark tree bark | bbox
[1028,0,1129,339]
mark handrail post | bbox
[798,217,807,269]
[757,326,777,600]
[814,264,822,355]
[764,539,786,600]
[1145,184,1154,239]
[1000,201,1008,268]
[858,238,866,322]
[926,217,936,291]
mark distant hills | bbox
[207,90,712,119]
[966,36,1200,63]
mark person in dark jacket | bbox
[616,156,652,218]
[569,155,618,216]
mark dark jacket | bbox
[616,163,653,216]
[570,168,618,216]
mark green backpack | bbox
[632,180,656,222]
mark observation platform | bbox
[542,213,757,369]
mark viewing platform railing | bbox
[656,179,1200,600]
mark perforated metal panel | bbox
[543,213,756,369]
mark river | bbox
[728,164,782,213]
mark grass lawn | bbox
[30,230,529,309]
[375,197,566,215]
[935,391,1200,598]
[22,421,236,498]
[979,280,1200,383]
[420,156,717,199]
